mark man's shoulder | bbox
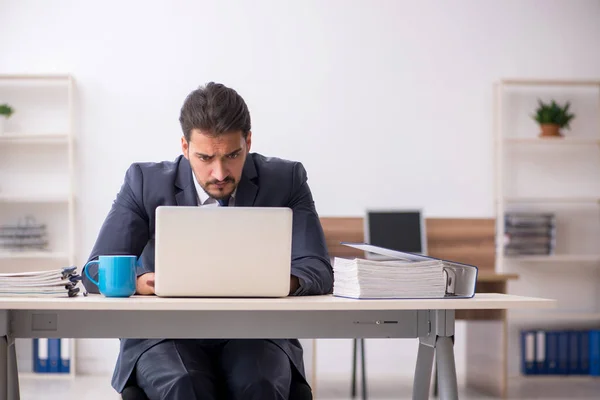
[251,153,303,175]
[126,155,184,180]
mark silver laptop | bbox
[154,206,293,297]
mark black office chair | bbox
[351,338,367,399]
[121,379,313,400]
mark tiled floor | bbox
[17,374,600,399]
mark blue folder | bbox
[590,330,600,376]
[33,338,48,373]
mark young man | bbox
[82,82,333,400]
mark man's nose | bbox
[212,162,228,181]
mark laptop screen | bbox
[365,210,425,254]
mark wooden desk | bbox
[0,294,553,400]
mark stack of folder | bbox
[0,216,48,251]
[0,266,81,297]
[505,213,556,256]
[332,243,478,299]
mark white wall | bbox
[2,0,600,385]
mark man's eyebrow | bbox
[195,152,214,158]
[225,148,242,156]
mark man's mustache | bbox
[207,177,235,185]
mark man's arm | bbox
[287,162,334,296]
[83,164,152,294]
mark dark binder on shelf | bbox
[33,338,48,373]
[339,242,478,298]
[580,331,590,375]
[48,338,60,373]
[546,331,558,375]
[569,331,580,375]
[590,330,600,376]
[557,331,569,375]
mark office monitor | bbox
[363,209,427,260]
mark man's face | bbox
[181,129,251,200]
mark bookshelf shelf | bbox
[0,194,70,203]
[509,311,600,322]
[0,74,71,82]
[0,251,69,260]
[502,197,600,204]
[500,79,600,87]
[503,137,600,145]
[0,133,69,144]
[505,254,600,263]
[18,372,74,380]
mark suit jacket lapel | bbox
[174,156,199,206]
[235,155,258,206]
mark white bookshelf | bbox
[0,74,77,378]
[493,78,600,381]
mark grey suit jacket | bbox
[82,153,334,393]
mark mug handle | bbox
[84,260,100,287]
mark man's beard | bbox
[200,176,236,201]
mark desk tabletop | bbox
[0,293,555,311]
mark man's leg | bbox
[219,339,292,400]
[135,339,219,400]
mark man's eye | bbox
[197,156,210,162]
[228,153,239,159]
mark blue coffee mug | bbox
[84,255,137,297]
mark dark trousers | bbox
[135,339,292,400]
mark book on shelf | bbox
[331,242,478,299]
[0,266,81,297]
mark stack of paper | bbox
[0,266,81,297]
[333,257,447,299]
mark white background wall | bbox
[2,0,600,388]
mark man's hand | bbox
[136,272,155,295]
[289,275,300,295]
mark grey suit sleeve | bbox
[82,164,151,293]
[288,162,334,296]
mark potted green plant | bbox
[531,99,575,138]
[0,103,14,135]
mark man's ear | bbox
[245,131,252,153]
[181,136,189,159]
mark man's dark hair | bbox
[179,82,251,141]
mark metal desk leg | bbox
[436,336,458,400]
[413,338,435,400]
[1,310,8,400]
[0,310,18,400]
[1,335,7,400]
[413,310,458,400]
[351,339,357,398]
[7,337,19,400]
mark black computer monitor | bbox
[364,209,427,259]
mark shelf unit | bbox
[0,74,77,378]
[493,78,600,381]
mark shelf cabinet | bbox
[493,78,600,382]
[0,74,77,378]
